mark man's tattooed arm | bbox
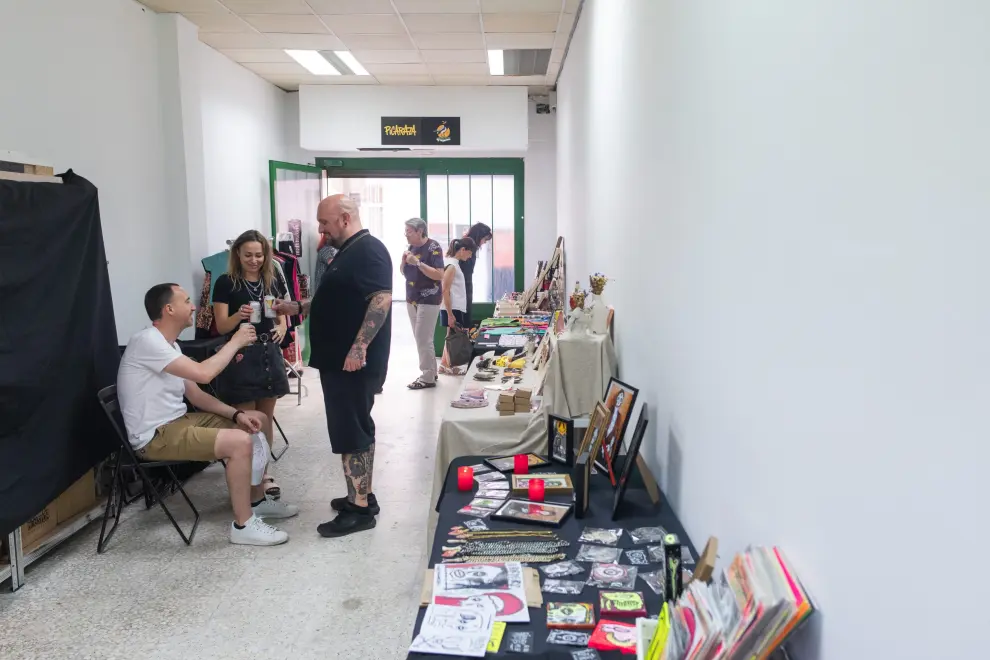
[347,291,392,364]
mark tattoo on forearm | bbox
[347,292,391,361]
[343,444,375,501]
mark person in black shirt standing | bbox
[274,194,392,537]
[459,223,493,327]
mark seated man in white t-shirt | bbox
[117,283,298,546]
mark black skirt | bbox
[216,340,290,405]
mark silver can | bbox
[263,295,277,319]
[248,301,262,324]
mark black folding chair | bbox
[95,385,201,553]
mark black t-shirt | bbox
[459,251,477,296]
[212,273,287,338]
[308,230,393,375]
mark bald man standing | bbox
[274,194,392,537]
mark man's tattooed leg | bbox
[342,446,375,508]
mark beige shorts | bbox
[137,413,235,462]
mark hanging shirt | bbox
[403,238,444,305]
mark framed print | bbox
[484,453,549,473]
[577,402,609,467]
[612,404,649,520]
[600,378,640,485]
[511,473,574,496]
[548,415,575,466]
[491,498,573,528]
[573,451,591,519]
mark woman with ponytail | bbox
[439,237,477,375]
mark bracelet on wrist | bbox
[232,409,245,424]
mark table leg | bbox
[9,527,24,591]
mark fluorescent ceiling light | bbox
[285,49,339,75]
[488,49,504,76]
[334,51,369,76]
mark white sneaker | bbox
[230,515,288,546]
[252,495,299,520]
[250,432,269,486]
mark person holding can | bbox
[212,229,290,499]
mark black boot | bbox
[330,492,380,515]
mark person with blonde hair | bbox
[212,229,290,499]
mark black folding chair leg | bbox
[137,464,200,546]
[97,453,125,554]
[270,416,289,462]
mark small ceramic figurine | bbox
[588,273,609,335]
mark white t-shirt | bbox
[117,327,188,449]
[443,257,467,313]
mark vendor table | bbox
[410,456,696,660]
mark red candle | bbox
[457,466,474,491]
[528,478,545,502]
[514,454,529,474]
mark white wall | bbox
[0,0,176,340]
[558,1,989,658]
[199,41,287,253]
[524,101,558,281]
[299,85,529,152]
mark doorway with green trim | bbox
[269,158,525,361]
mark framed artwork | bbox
[548,415,575,466]
[546,602,596,630]
[511,473,574,496]
[491,498,573,528]
[484,453,549,473]
[600,378,640,486]
[612,404,649,520]
[573,451,591,519]
[577,402,609,466]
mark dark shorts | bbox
[216,340,290,405]
[320,369,379,455]
[440,309,466,330]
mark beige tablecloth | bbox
[426,332,618,547]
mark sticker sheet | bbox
[546,630,592,646]
[577,528,623,546]
[408,603,494,658]
[586,563,638,590]
[575,544,623,564]
[433,562,530,623]
[539,560,585,578]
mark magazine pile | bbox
[644,546,814,660]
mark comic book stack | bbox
[642,546,814,660]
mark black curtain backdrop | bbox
[0,170,119,536]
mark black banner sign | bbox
[381,117,461,146]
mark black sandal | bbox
[263,476,281,499]
[407,379,436,390]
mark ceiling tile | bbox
[564,0,580,10]
[421,49,486,63]
[339,34,415,50]
[351,50,422,64]
[412,33,485,50]
[392,0,481,13]
[199,32,274,48]
[485,33,555,49]
[181,12,251,32]
[427,62,490,75]
[481,0,562,13]
[433,75,492,85]
[550,46,564,63]
[241,62,310,75]
[373,74,435,85]
[305,0,395,13]
[271,80,301,90]
[557,12,576,34]
[403,14,481,34]
[220,0,312,14]
[320,14,405,34]
[483,13,559,33]
[528,84,551,95]
[219,48,295,62]
[139,0,228,12]
[242,14,328,33]
[364,62,430,75]
[488,74,546,85]
[264,33,346,48]
[546,61,561,77]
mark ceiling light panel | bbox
[285,49,340,75]
[333,51,370,75]
[487,49,504,75]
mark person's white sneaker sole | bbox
[229,523,289,546]
[252,499,300,520]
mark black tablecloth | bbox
[408,456,697,660]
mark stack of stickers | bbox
[457,465,510,517]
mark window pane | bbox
[470,175,494,304]
[426,174,449,253]
[444,174,470,255]
[492,174,515,301]
[273,168,322,281]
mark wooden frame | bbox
[600,377,640,485]
[491,498,573,528]
[510,473,574,497]
[548,414,575,466]
[612,404,649,519]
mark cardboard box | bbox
[56,470,97,524]
[21,503,57,550]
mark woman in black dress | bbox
[212,230,290,498]
[459,223,493,326]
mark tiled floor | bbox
[0,306,463,659]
